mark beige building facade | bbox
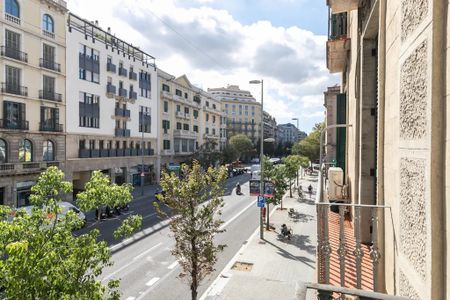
[325,0,448,299]
[208,85,262,145]
[0,0,67,206]
[323,85,341,164]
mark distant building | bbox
[277,123,305,144]
[323,85,341,163]
[263,111,277,140]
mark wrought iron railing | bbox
[1,46,27,62]
[40,58,61,72]
[1,83,28,96]
[39,90,62,102]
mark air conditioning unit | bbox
[327,167,345,201]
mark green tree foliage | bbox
[0,167,121,300]
[283,155,302,198]
[154,161,228,300]
[292,122,324,162]
[263,155,289,220]
[220,144,238,164]
[229,134,254,160]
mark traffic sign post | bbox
[257,195,265,208]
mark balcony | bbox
[40,59,61,72]
[175,111,186,119]
[1,46,28,62]
[118,67,128,77]
[327,12,350,73]
[1,83,28,96]
[0,119,29,130]
[42,29,55,39]
[129,91,137,101]
[173,129,197,139]
[115,128,131,137]
[39,122,63,132]
[39,90,62,102]
[326,0,360,13]
[193,95,201,104]
[118,88,128,98]
[129,71,137,81]
[204,133,219,139]
[78,148,153,158]
[107,62,116,73]
[106,84,116,96]
[4,13,20,25]
[161,90,173,100]
[114,107,131,118]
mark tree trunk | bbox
[289,179,292,198]
[266,203,270,230]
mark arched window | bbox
[0,139,7,163]
[5,0,19,18]
[18,139,32,162]
[43,140,54,161]
[42,14,54,33]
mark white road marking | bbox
[145,277,160,287]
[143,212,157,220]
[219,200,255,230]
[125,297,136,300]
[167,261,178,270]
[102,242,162,282]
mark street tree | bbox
[298,155,310,179]
[154,161,228,300]
[229,134,253,160]
[0,167,123,300]
[283,155,302,198]
[292,122,324,162]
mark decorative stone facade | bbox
[401,0,429,41]
[400,41,428,140]
[399,158,427,280]
[399,271,421,300]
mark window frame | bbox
[42,14,54,33]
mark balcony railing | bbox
[1,46,28,62]
[1,83,28,96]
[39,90,62,102]
[118,88,128,97]
[115,108,131,118]
[4,13,20,25]
[107,62,116,73]
[0,119,28,130]
[107,84,116,95]
[316,202,391,292]
[40,59,61,72]
[129,71,137,81]
[115,128,131,137]
[129,91,137,100]
[39,122,63,132]
[42,29,55,39]
[79,148,154,158]
[118,67,128,77]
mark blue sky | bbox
[69,0,338,133]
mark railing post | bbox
[370,208,381,291]
[353,206,364,289]
[337,205,347,290]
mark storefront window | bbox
[18,139,32,162]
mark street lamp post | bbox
[250,79,264,240]
[292,117,300,186]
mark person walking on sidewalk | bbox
[308,184,313,198]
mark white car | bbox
[14,202,86,225]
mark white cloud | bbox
[68,0,336,131]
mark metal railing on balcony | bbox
[1,83,28,96]
[107,62,116,73]
[129,71,137,81]
[1,46,28,62]
[42,29,55,39]
[119,88,128,97]
[316,202,389,292]
[0,119,29,130]
[107,84,116,95]
[39,122,63,132]
[4,13,20,25]
[115,107,131,118]
[39,90,62,102]
[118,67,128,77]
[129,91,137,100]
[40,59,61,72]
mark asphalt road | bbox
[83,173,260,300]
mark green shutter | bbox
[336,93,346,173]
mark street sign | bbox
[257,195,265,208]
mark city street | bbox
[80,173,260,299]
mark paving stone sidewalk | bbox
[202,174,319,300]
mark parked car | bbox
[12,202,86,227]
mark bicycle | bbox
[297,186,303,199]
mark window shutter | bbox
[55,108,59,125]
[20,103,26,122]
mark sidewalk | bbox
[202,174,318,300]
[131,184,159,201]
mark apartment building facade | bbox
[321,0,449,299]
[263,110,277,140]
[158,71,225,167]
[0,0,67,206]
[208,85,262,145]
[323,85,342,165]
[277,123,303,145]
[65,13,159,192]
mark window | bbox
[40,106,59,131]
[79,45,100,83]
[5,65,21,89]
[18,139,32,162]
[206,128,209,134]
[213,116,216,123]
[184,107,189,114]
[43,140,54,161]
[5,29,20,52]
[206,114,209,122]
[176,105,181,112]
[79,92,100,128]
[42,14,54,33]
[183,124,189,131]
[184,92,188,99]
[162,84,170,92]
[5,0,19,17]
[176,122,182,130]
[193,125,198,132]
[139,71,151,98]
[213,104,216,110]
[162,120,170,133]
[0,139,7,163]
[139,106,151,133]
[163,140,170,150]
[42,44,55,65]
[175,89,182,97]
[164,101,169,113]
[212,129,216,135]
[206,101,209,107]
[3,101,25,129]
[193,110,199,119]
